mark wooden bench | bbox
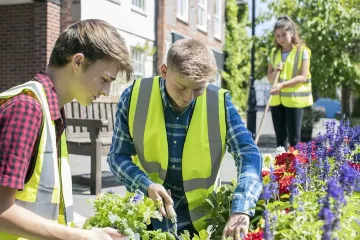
[65,96,119,195]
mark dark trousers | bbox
[271,104,304,148]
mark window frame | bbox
[131,0,146,14]
[197,0,208,32]
[214,0,222,40]
[131,47,146,80]
[177,0,189,23]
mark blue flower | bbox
[318,196,334,240]
[339,162,357,195]
[327,178,346,204]
[260,184,272,201]
[131,190,144,204]
[269,167,279,199]
[263,209,273,240]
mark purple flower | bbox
[131,190,144,204]
[327,178,346,204]
[269,167,279,199]
[318,197,334,240]
[339,162,357,195]
[260,184,272,201]
[289,178,298,206]
[263,209,273,240]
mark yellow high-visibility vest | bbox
[128,77,227,232]
[269,45,313,108]
[0,81,74,240]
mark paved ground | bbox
[70,109,329,224]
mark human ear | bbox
[71,53,85,73]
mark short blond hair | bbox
[167,39,217,81]
[49,19,133,82]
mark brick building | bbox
[155,0,226,86]
[0,0,73,92]
[0,0,226,92]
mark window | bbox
[131,48,145,80]
[132,0,145,11]
[197,0,207,31]
[177,0,189,22]
[214,0,222,39]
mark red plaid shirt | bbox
[0,72,66,190]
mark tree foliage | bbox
[222,0,251,111]
[258,0,360,99]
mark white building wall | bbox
[79,0,155,95]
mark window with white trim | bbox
[131,48,145,80]
[214,0,222,39]
[177,0,189,22]
[197,0,207,31]
[132,0,145,11]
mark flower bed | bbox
[84,119,360,239]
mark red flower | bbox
[279,175,294,195]
[349,162,360,172]
[275,152,296,166]
[274,166,286,181]
[245,230,264,240]
[262,170,270,177]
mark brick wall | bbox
[0,4,34,92]
[0,1,61,92]
[156,0,225,69]
[61,0,74,32]
[156,0,166,74]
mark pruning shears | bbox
[165,190,179,239]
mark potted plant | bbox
[301,106,325,142]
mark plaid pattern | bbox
[107,78,263,233]
[0,72,65,190]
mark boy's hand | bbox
[86,227,128,240]
[147,183,174,218]
[222,213,249,240]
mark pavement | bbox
[70,109,329,223]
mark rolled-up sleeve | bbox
[224,93,263,216]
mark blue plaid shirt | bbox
[107,78,263,233]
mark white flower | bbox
[275,146,286,154]
[108,212,120,224]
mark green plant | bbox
[222,0,251,112]
[83,190,176,240]
[302,107,325,130]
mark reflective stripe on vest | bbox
[128,77,227,232]
[269,46,313,108]
[0,81,74,239]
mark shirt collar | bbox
[33,71,62,121]
[159,77,195,114]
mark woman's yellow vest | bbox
[128,77,227,232]
[0,81,74,239]
[269,45,313,108]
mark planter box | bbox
[301,128,313,142]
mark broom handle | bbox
[254,70,281,145]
